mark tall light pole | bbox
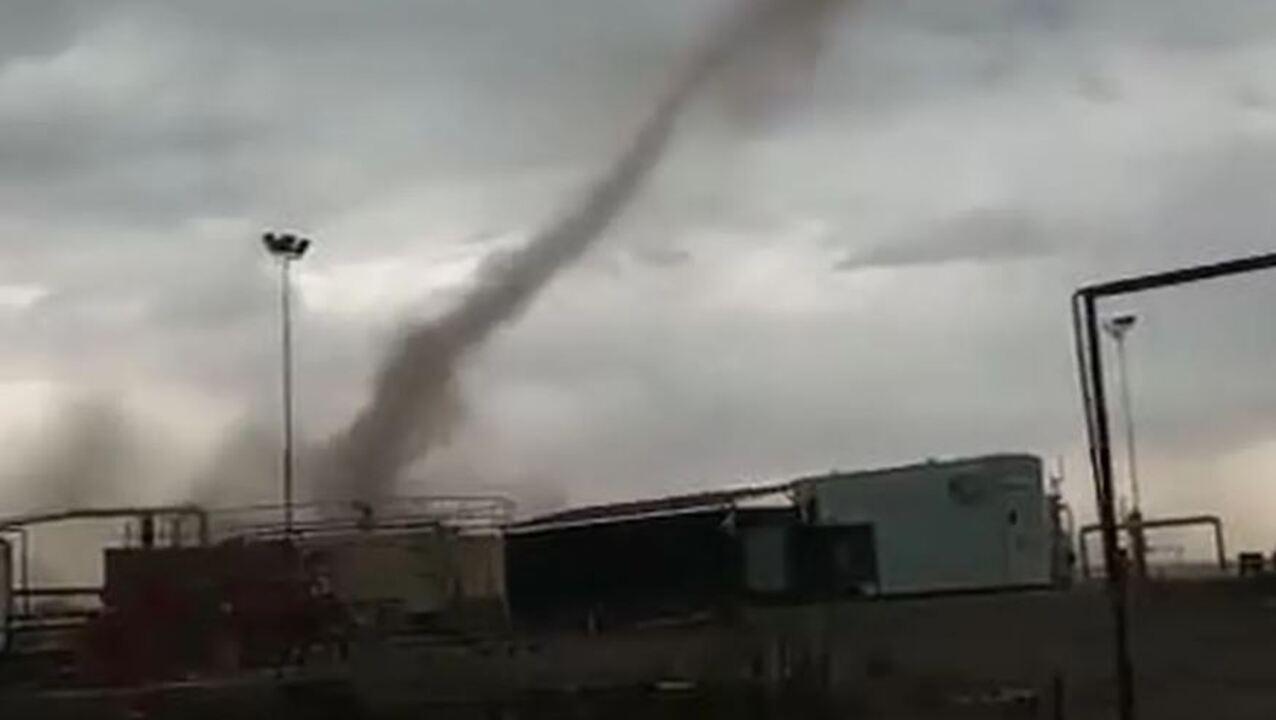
[262,232,311,536]
[1103,313,1140,512]
[1103,312,1145,577]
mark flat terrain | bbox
[6,577,1276,718]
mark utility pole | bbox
[262,232,312,536]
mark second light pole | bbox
[263,231,312,536]
[1103,312,1146,577]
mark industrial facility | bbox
[0,441,1275,718]
[507,453,1062,632]
[0,454,1074,689]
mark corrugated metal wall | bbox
[506,509,742,629]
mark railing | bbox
[1079,514,1227,579]
[0,506,210,547]
[209,495,516,542]
[6,587,103,649]
[0,506,210,643]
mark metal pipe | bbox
[11,608,98,622]
[11,618,97,633]
[210,494,517,515]
[0,505,211,546]
[1,529,33,617]
[1082,251,1276,297]
[1079,515,1228,576]
[20,528,28,617]
[229,517,447,543]
[12,586,102,598]
[209,494,517,535]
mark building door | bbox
[790,524,879,599]
[1003,490,1037,585]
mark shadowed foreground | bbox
[7,577,1276,719]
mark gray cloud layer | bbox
[3,0,1276,551]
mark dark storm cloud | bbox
[0,1,729,241]
[630,245,695,268]
[835,207,1054,271]
[1,0,1276,538]
[1138,135,1276,261]
[0,1,97,60]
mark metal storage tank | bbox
[793,454,1050,595]
[315,533,455,618]
[305,529,508,632]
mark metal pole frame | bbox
[1072,249,1276,720]
[263,232,310,537]
[280,256,296,537]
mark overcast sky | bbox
[3,0,1276,552]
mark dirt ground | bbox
[7,578,1276,718]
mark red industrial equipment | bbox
[75,541,338,685]
[1,496,512,688]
